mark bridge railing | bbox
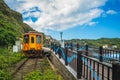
[50,43,120,80]
[51,43,78,72]
[88,46,120,63]
[67,49,77,71]
[102,49,120,63]
[77,51,112,80]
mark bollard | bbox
[70,42,73,50]
[58,45,61,59]
[64,43,66,48]
[54,44,58,55]
[119,51,120,61]
[54,44,56,54]
[76,43,79,51]
[77,51,82,79]
[67,43,69,48]
[65,46,68,65]
[54,44,57,52]
[51,42,53,50]
[85,45,88,56]
[99,46,103,62]
[112,62,120,80]
[53,43,55,51]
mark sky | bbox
[4,0,120,40]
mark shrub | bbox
[0,70,11,80]
[24,70,63,80]
[0,48,24,79]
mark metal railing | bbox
[102,49,120,62]
[50,43,120,80]
[77,51,112,80]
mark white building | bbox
[103,44,108,49]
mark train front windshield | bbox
[24,35,29,43]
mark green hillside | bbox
[0,0,34,47]
[66,38,120,49]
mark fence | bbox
[88,46,120,63]
[64,43,120,63]
[50,43,120,80]
[78,51,112,80]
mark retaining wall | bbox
[49,51,76,80]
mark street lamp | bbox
[60,32,63,41]
[60,32,65,48]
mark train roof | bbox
[24,31,42,36]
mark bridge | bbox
[45,43,120,80]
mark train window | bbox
[24,35,29,43]
[36,36,41,43]
[31,37,34,43]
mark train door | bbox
[30,35,36,49]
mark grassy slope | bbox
[0,48,24,80]
[0,0,34,47]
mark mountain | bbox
[0,0,34,47]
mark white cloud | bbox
[106,10,117,15]
[87,22,98,26]
[4,0,107,32]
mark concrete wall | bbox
[49,51,76,80]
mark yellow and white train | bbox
[22,31,44,57]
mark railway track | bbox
[12,58,29,76]
[11,48,53,80]
[12,58,43,80]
